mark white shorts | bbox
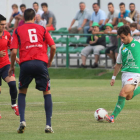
[122,72,140,89]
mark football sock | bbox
[18,93,26,122]
[132,87,140,99]
[111,96,126,119]
[44,94,52,126]
[8,81,17,105]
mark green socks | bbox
[111,87,140,119]
[111,96,126,119]
[132,87,140,99]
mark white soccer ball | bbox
[94,108,108,122]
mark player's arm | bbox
[45,31,56,67]
[48,45,56,67]
[8,30,19,76]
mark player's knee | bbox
[8,81,17,91]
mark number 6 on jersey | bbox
[28,29,38,43]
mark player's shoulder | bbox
[133,39,140,44]
[4,30,11,36]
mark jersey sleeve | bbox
[10,29,19,49]
[45,31,55,47]
[116,45,123,64]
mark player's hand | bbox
[16,57,20,64]
[0,50,6,57]
[110,79,115,86]
[8,67,15,77]
[47,61,52,68]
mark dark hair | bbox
[93,3,99,6]
[129,3,135,6]
[41,3,48,7]
[33,2,39,6]
[79,2,85,5]
[12,4,18,8]
[117,25,131,36]
[108,2,114,7]
[20,4,26,8]
[24,8,35,21]
[119,2,125,7]
[0,14,6,23]
[130,23,137,28]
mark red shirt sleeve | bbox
[7,34,11,49]
[10,29,19,49]
[45,31,55,47]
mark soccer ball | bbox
[94,108,108,122]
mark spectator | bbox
[35,14,46,28]
[129,3,140,24]
[81,22,106,68]
[33,2,44,16]
[104,23,118,65]
[68,2,91,34]
[118,2,130,22]
[7,4,20,31]
[19,4,26,16]
[124,17,134,26]
[130,23,140,40]
[104,2,119,26]
[84,3,106,34]
[41,2,56,32]
[15,4,26,27]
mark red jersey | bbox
[0,31,11,68]
[10,23,55,65]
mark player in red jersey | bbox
[0,14,19,118]
[9,9,56,133]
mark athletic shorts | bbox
[122,72,140,89]
[19,60,50,91]
[0,64,10,86]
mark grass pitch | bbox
[0,79,140,140]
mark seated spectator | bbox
[124,17,134,26]
[15,4,26,27]
[130,23,140,40]
[104,2,119,26]
[104,23,118,65]
[35,14,46,28]
[84,3,106,34]
[7,4,20,31]
[129,3,140,24]
[41,3,56,31]
[68,2,91,34]
[118,2,130,22]
[81,22,106,68]
[33,2,44,17]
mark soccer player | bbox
[9,9,56,133]
[0,14,19,117]
[105,25,140,123]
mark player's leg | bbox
[0,78,1,118]
[17,62,33,133]
[17,88,27,133]
[43,90,54,133]
[34,61,53,133]
[2,65,19,115]
[106,84,135,123]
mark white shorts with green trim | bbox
[122,72,140,89]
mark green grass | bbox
[0,79,140,140]
[15,67,122,79]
